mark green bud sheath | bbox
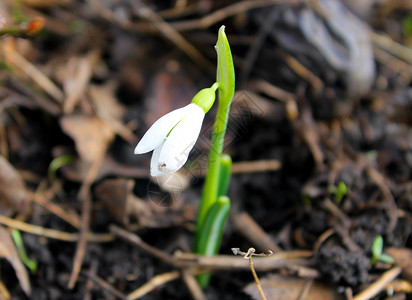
[191,82,219,113]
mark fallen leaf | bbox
[0,156,28,216]
[52,146,148,182]
[88,82,137,144]
[60,115,115,164]
[387,248,412,281]
[0,279,10,300]
[61,50,100,114]
[244,274,342,300]
[95,178,162,229]
[0,226,31,296]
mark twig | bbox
[68,188,92,289]
[280,52,324,95]
[369,30,412,64]
[68,154,104,288]
[0,38,64,103]
[296,279,314,300]
[0,120,8,159]
[110,224,178,267]
[83,270,127,299]
[176,250,313,270]
[131,2,214,73]
[181,269,206,300]
[84,259,98,300]
[127,271,180,300]
[0,280,10,300]
[171,0,301,31]
[367,166,398,233]
[31,189,81,229]
[232,212,281,252]
[239,7,278,88]
[321,198,351,227]
[232,248,273,300]
[231,159,282,174]
[186,159,281,177]
[0,215,113,242]
[252,79,296,103]
[353,267,402,300]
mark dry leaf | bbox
[62,50,100,113]
[88,83,137,144]
[244,274,342,300]
[0,156,28,215]
[94,178,156,228]
[60,115,114,164]
[0,226,31,296]
[52,146,148,182]
[387,248,412,281]
[0,280,10,300]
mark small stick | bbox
[296,279,314,300]
[83,270,127,300]
[0,40,64,103]
[131,2,214,73]
[353,267,402,300]
[84,259,98,300]
[231,160,281,174]
[232,212,281,252]
[68,188,92,289]
[232,248,273,300]
[280,52,324,95]
[0,279,10,300]
[172,0,302,31]
[0,215,113,242]
[68,149,106,289]
[181,270,207,300]
[369,30,412,64]
[31,191,81,229]
[176,250,313,270]
[110,224,178,267]
[127,271,180,300]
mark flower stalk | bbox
[194,25,235,287]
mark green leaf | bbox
[370,235,383,265]
[215,25,235,108]
[196,196,230,287]
[217,154,232,197]
[335,181,347,205]
[403,14,412,37]
[378,253,394,264]
[48,154,74,182]
[371,235,383,259]
[11,229,38,273]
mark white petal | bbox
[134,105,190,154]
[158,103,205,173]
[150,141,169,177]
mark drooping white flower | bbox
[135,85,218,177]
[135,103,205,177]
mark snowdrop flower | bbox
[135,85,217,177]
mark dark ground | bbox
[0,0,412,299]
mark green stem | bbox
[193,26,235,287]
[196,100,230,230]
